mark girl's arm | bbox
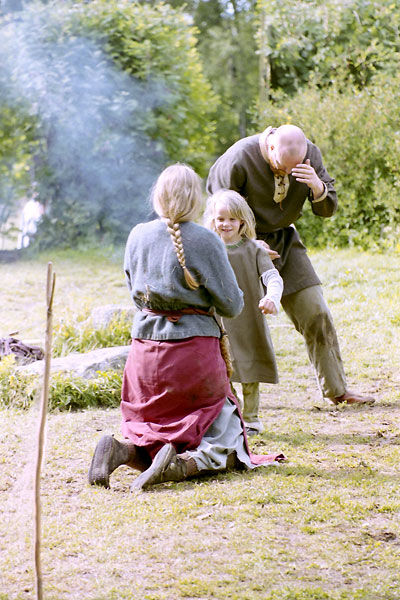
[259,268,283,314]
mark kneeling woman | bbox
[88,164,284,492]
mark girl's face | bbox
[214,202,243,244]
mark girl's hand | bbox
[259,297,277,315]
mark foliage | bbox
[0,0,218,247]
[255,71,400,249]
[0,354,37,410]
[198,5,259,150]
[256,0,400,96]
[2,0,400,249]
[0,297,129,411]
[52,310,132,357]
[69,0,217,173]
[254,0,400,249]
[0,355,122,411]
[48,369,122,411]
[165,0,260,151]
[0,102,38,240]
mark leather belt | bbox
[141,307,212,323]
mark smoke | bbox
[0,2,167,242]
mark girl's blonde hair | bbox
[204,189,257,240]
[152,163,202,290]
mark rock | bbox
[18,345,130,379]
[0,249,28,263]
[89,304,135,329]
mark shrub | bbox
[0,355,37,410]
[256,72,400,249]
[1,0,218,247]
[0,355,122,412]
[48,370,122,412]
[52,310,132,357]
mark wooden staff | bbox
[34,262,56,600]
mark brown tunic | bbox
[222,238,279,384]
[207,130,338,296]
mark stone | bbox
[18,345,130,379]
[89,304,135,329]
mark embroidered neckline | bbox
[225,238,246,249]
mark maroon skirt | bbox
[121,336,233,459]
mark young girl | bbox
[88,165,285,491]
[205,189,283,436]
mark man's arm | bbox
[206,152,247,195]
[292,143,337,218]
[254,239,280,260]
[291,159,325,199]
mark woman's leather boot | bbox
[88,435,150,488]
[130,443,198,492]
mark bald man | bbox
[207,125,374,406]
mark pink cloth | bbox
[121,337,285,465]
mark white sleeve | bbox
[261,268,283,313]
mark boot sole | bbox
[130,443,175,492]
[88,435,114,488]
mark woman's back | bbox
[124,219,243,340]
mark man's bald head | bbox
[265,125,307,175]
[271,125,307,166]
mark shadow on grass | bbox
[256,430,400,447]
[246,462,400,483]
[261,400,400,413]
[126,460,400,495]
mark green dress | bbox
[222,238,279,384]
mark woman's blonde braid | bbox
[165,218,199,290]
[165,217,233,378]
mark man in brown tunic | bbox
[207,124,374,406]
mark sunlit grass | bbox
[1,248,399,599]
[0,246,129,341]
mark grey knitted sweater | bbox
[124,219,244,340]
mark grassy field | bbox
[1,247,400,600]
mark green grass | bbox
[1,247,400,600]
[0,246,129,341]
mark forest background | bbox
[1,0,400,252]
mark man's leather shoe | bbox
[330,390,375,406]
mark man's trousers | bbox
[281,284,347,399]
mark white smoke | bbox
[0,2,168,239]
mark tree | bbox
[253,0,400,249]
[0,101,38,245]
[158,0,260,152]
[253,72,400,249]
[0,0,218,246]
[256,0,400,99]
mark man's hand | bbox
[259,296,277,315]
[255,239,280,260]
[292,159,324,199]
